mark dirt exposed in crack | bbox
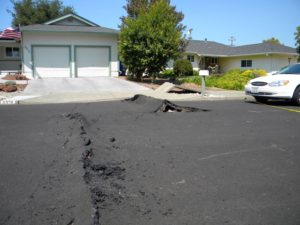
[125,94,210,112]
[66,113,125,225]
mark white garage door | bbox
[33,46,70,78]
[76,47,110,77]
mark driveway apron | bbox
[23,77,149,94]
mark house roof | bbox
[44,13,99,26]
[21,13,119,34]
[186,40,298,57]
[21,24,119,34]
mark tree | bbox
[295,26,300,61]
[122,0,149,20]
[173,59,193,77]
[263,37,281,45]
[9,0,75,27]
[119,0,186,80]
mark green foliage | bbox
[10,0,75,27]
[192,70,199,76]
[295,26,300,61]
[263,37,281,45]
[178,69,267,90]
[121,0,150,21]
[158,69,175,79]
[173,59,193,77]
[4,81,17,86]
[119,0,186,80]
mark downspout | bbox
[20,24,24,74]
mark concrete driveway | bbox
[24,77,149,94]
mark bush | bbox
[158,69,175,79]
[4,81,17,86]
[178,68,267,90]
[173,59,193,77]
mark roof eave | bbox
[0,39,19,43]
[228,52,299,57]
[21,29,119,35]
[185,51,228,57]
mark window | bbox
[5,47,20,58]
[211,57,218,64]
[241,60,252,68]
[187,55,194,62]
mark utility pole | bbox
[228,36,236,46]
[188,28,193,40]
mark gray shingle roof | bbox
[186,40,297,56]
[21,24,119,34]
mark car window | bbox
[278,64,300,74]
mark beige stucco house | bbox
[0,28,21,75]
[21,13,119,78]
[172,40,299,73]
[1,14,298,78]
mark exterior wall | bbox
[0,42,21,74]
[219,54,298,73]
[22,31,119,78]
[53,18,88,26]
[167,53,201,70]
[184,53,201,70]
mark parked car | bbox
[245,63,300,105]
[266,65,288,76]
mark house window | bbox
[5,47,20,58]
[211,57,218,64]
[187,55,194,62]
[241,60,252,68]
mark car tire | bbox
[254,96,268,104]
[292,86,300,106]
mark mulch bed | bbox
[2,74,30,80]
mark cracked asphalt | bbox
[0,97,299,225]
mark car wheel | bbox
[254,96,268,104]
[292,86,300,106]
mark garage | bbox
[75,46,110,77]
[32,46,71,78]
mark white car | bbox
[245,63,300,105]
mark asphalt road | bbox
[0,97,299,225]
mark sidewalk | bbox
[1,80,249,104]
[6,89,247,104]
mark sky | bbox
[0,0,299,47]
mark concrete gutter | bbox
[15,89,247,104]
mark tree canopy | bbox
[295,26,300,61]
[263,37,281,45]
[119,0,186,80]
[9,0,75,27]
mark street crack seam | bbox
[66,113,125,225]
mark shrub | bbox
[158,69,175,79]
[173,59,193,77]
[179,75,201,85]
[178,68,267,90]
[4,81,16,86]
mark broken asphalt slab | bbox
[1,97,299,224]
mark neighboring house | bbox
[0,28,21,75]
[172,39,299,73]
[21,13,119,78]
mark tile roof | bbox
[186,40,297,56]
[21,24,119,34]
